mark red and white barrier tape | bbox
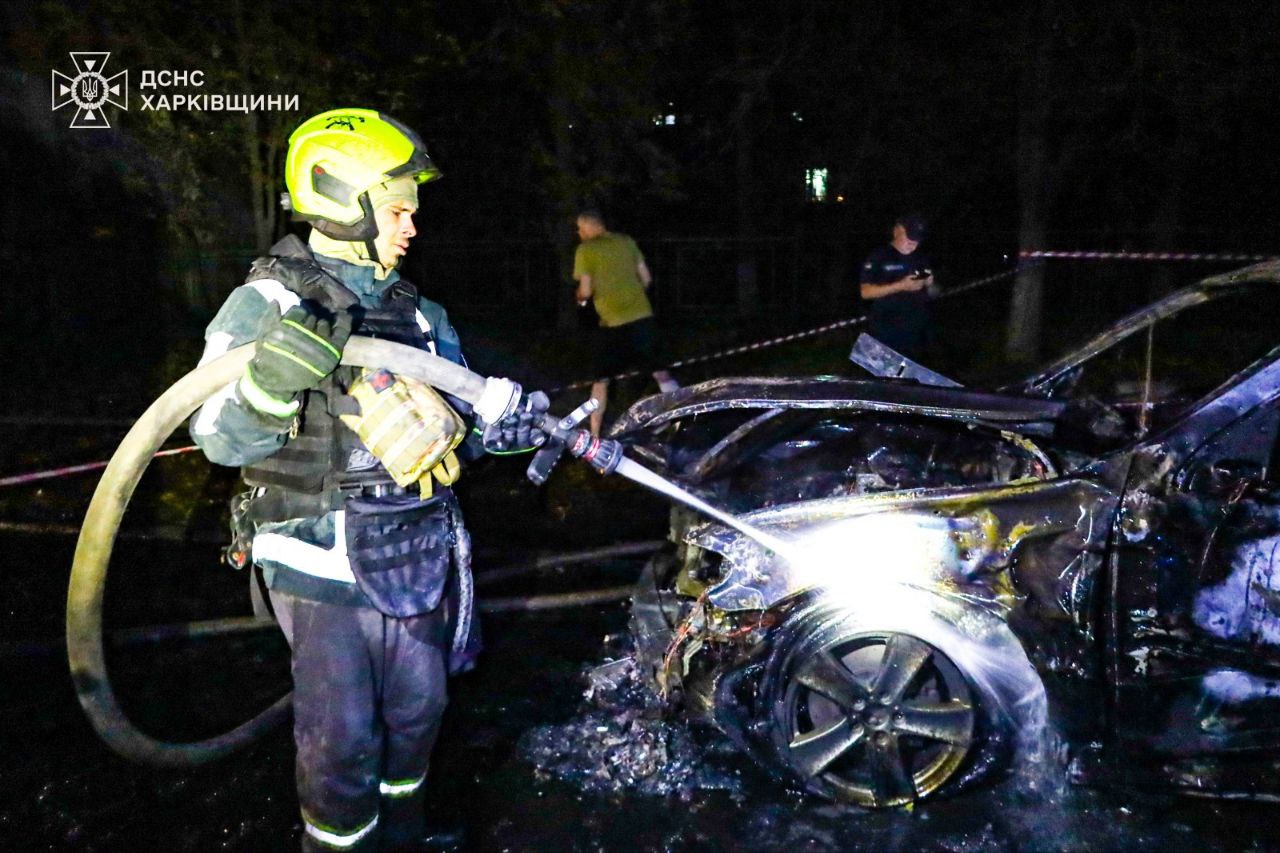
[547,266,1022,393]
[1020,249,1279,263]
[0,445,199,488]
[546,316,872,393]
[931,266,1021,298]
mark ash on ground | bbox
[518,637,747,800]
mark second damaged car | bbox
[612,261,1280,807]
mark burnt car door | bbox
[1111,355,1280,759]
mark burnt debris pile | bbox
[518,639,747,799]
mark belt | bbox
[343,482,455,501]
[351,483,414,498]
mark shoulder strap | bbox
[389,278,418,301]
[245,253,360,313]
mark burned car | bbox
[610,261,1280,807]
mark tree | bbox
[469,0,687,329]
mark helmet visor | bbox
[386,148,441,184]
[380,112,442,183]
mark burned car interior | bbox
[610,261,1280,807]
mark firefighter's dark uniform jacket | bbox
[192,234,468,612]
[192,235,469,850]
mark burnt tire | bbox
[757,609,1018,807]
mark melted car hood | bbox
[608,377,1067,437]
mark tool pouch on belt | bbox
[338,368,465,497]
[344,494,454,617]
[224,490,257,570]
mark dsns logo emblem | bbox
[51,52,128,129]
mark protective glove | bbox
[239,303,352,419]
[480,391,551,453]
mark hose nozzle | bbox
[526,398,623,484]
[567,432,623,475]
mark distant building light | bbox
[665,114,676,125]
[836,195,845,203]
[805,167,828,202]
[792,111,803,122]
[653,115,663,126]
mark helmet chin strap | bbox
[364,238,403,275]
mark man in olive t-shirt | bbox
[573,210,679,435]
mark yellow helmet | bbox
[283,108,441,241]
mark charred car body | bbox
[611,261,1280,807]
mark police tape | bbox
[1020,249,1280,263]
[0,446,199,488]
[546,266,1022,394]
[546,316,873,394]
[928,266,1022,298]
[2,265,1023,487]
[0,415,137,428]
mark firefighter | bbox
[191,108,545,851]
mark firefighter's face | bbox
[374,201,417,267]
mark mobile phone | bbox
[912,269,931,279]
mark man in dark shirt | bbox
[859,213,939,360]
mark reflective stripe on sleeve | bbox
[192,380,239,436]
[302,813,379,849]
[192,331,240,435]
[197,331,235,367]
[252,511,355,583]
[379,772,426,798]
[413,309,437,354]
[248,278,302,313]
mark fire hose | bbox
[66,337,625,769]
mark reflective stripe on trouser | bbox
[379,772,426,798]
[271,590,449,852]
[302,813,378,850]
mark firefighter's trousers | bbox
[271,590,449,852]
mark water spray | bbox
[525,398,792,556]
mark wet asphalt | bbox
[3,525,1280,852]
[3,407,1280,851]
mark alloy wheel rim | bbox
[781,631,975,807]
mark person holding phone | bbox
[858,212,939,361]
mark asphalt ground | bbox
[4,464,1280,851]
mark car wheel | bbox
[762,620,984,807]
